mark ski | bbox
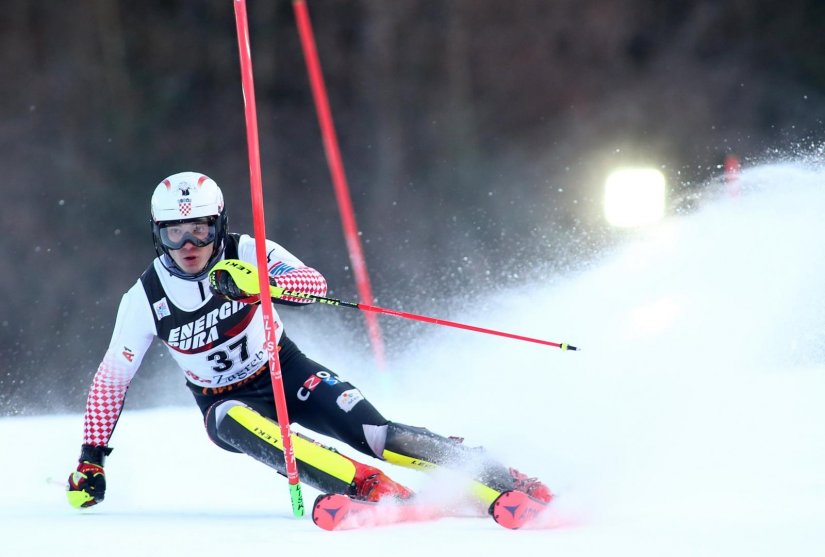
[489,490,550,529]
[312,490,551,531]
[312,493,449,530]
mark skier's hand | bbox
[67,445,112,508]
[269,277,285,299]
[67,461,107,508]
[210,268,261,304]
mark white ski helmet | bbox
[150,171,228,280]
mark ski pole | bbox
[211,259,579,351]
[233,0,304,517]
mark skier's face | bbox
[168,240,213,276]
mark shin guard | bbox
[215,402,359,495]
[382,422,517,506]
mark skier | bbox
[66,171,552,511]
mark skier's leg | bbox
[206,399,412,501]
[187,339,412,502]
[278,351,553,506]
[366,422,553,506]
[264,342,415,501]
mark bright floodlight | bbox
[604,167,666,228]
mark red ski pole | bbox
[233,0,304,517]
[212,259,579,352]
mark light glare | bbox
[604,168,666,227]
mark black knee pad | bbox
[205,399,247,453]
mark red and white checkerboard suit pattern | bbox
[83,355,133,446]
[271,267,327,304]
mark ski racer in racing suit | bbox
[66,171,552,511]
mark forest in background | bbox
[2,0,824,414]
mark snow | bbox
[3,162,825,556]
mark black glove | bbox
[67,444,112,508]
[209,268,262,304]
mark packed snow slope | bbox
[3,162,824,556]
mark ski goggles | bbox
[158,219,217,250]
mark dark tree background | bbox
[2,0,824,415]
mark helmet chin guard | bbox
[150,172,228,280]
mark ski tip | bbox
[490,490,549,530]
[312,493,351,531]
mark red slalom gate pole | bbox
[724,153,741,198]
[292,0,387,369]
[233,0,304,517]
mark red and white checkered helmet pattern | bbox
[151,171,224,223]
